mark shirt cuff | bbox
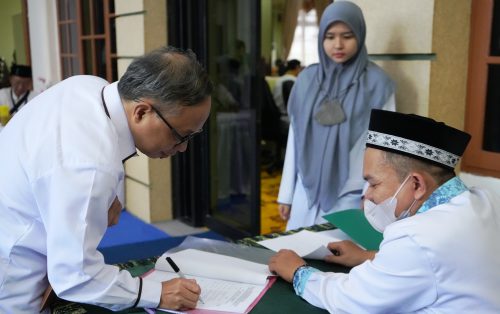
[292,266,319,297]
[138,278,162,308]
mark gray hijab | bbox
[288,1,394,212]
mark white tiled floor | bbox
[152,219,209,237]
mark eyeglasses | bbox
[150,105,203,146]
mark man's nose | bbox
[363,189,373,202]
[176,141,189,153]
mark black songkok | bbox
[10,64,32,78]
[366,109,471,170]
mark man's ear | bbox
[410,172,428,200]
[131,101,150,123]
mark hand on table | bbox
[268,249,306,283]
[159,278,201,310]
[325,240,376,267]
[278,204,291,221]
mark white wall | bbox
[27,0,61,92]
[350,0,434,116]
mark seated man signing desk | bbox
[0,46,212,313]
[269,109,500,313]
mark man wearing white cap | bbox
[269,109,500,313]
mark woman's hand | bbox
[278,204,291,221]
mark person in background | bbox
[0,64,38,115]
[272,58,286,76]
[0,46,212,313]
[270,109,500,313]
[272,59,302,116]
[277,1,395,230]
[0,57,10,88]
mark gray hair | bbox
[381,150,455,185]
[117,46,213,111]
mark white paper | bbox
[156,249,273,285]
[257,229,352,259]
[315,228,352,241]
[147,270,268,313]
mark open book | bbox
[145,248,276,314]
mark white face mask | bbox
[364,175,417,232]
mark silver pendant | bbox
[314,99,346,125]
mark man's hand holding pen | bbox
[157,256,203,310]
[159,278,201,310]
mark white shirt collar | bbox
[10,88,28,102]
[102,82,137,162]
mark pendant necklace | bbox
[314,74,359,126]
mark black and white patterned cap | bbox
[366,109,471,170]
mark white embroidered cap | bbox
[366,109,471,170]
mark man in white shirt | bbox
[0,46,212,313]
[272,59,301,115]
[0,64,38,115]
[269,109,500,313]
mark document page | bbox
[156,249,272,285]
[145,270,275,314]
[257,229,351,259]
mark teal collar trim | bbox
[417,177,468,214]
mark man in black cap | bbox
[269,109,500,312]
[0,64,38,115]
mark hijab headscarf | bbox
[288,1,394,212]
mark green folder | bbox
[323,209,383,251]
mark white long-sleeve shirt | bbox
[0,76,161,313]
[278,93,396,230]
[299,187,500,313]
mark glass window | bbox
[463,0,500,177]
[57,0,116,81]
[288,9,319,66]
[484,65,500,152]
[490,1,500,56]
[206,0,259,235]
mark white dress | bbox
[300,188,500,313]
[278,93,395,230]
[0,76,160,313]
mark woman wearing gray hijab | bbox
[277,1,395,230]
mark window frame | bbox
[56,0,117,82]
[462,0,500,177]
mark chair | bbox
[282,80,295,110]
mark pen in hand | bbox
[166,256,205,304]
